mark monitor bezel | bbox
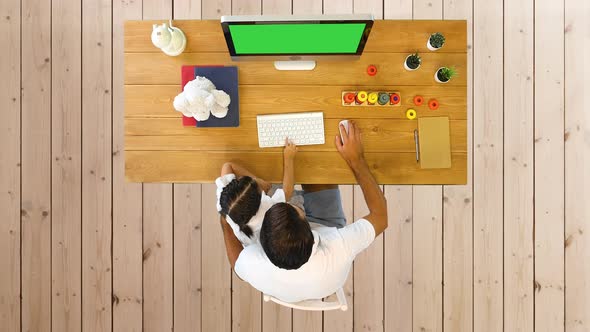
[220,15,374,57]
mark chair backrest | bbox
[263,288,348,311]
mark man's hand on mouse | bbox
[335,120,365,167]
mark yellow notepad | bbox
[418,117,452,169]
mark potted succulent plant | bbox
[434,66,456,83]
[404,53,422,71]
[427,32,445,51]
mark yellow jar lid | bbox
[368,92,379,103]
[406,109,417,120]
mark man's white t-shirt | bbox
[234,219,376,303]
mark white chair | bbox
[263,288,348,311]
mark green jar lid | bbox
[378,93,389,105]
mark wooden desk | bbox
[124,20,467,184]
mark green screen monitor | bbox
[221,14,374,70]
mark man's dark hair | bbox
[219,176,261,237]
[260,203,314,270]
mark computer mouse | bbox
[339,120,349,143]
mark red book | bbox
[180,65,225,127]
[181,65,197,126]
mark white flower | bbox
[172,76,231,121]
[204,93,217,109]
[185,76,216,93]
[186,89,210,106]
[193,108,211,121]
[173,93,189,112]
[210,103,229,118]
[211,90,231,107]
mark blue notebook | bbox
[194,66,240,128]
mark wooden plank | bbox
[473,0,504,328]
[82,0,113,329]
[124,85,468,120]
[262,301,292,332]
[411,2,443,331]
[263,0,291,14]
[232,278,262,332]
[227,2,264,332]
[173,0,201,19]
[259,1,294,330]
[309,2,353,332]
[382,0,413,331]
[412,186,443,332]
[353,184,384,332]
[51,0,83,329]
[125,151,468,184]
[124,119,467,153]
[442,187,473,332]
[291,1,324,330]
[0,0,21,329]
[354,0,383,19]
[124,20,467,53]
[124,52,468,86]
[292,0,322,15]
[353,0,388,307]
[171,0,203,331]
[442,0,473,330]
[201,184,232,332]
[142,184,173,332]
[21,0,52,329]
[233,0,262,14]
[112,0,143,330]
[173,185,203,332]
[414,0,443,19]
[564,0,590,330]
[323,0,353,14]
[199,5,232,332]
[144,0,172,19]
[384,0,412,20]
[292,311,322,332]
[124,117,464,137]
[534,0,565,329]
[503,0,534,330]
[202,0,231,21]
[324,185,354,332]
[383,186,412,332]
[141,2,175,332]
[51,1,84,331]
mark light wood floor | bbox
[1,0,589,331]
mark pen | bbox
[414,130,419,162]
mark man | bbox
[220,121,388,302]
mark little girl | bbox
[216,140,298,246]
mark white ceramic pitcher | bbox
[151,21,187,56]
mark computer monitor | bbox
[220,14,374,70]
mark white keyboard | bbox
[257,112,325,148]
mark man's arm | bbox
[335,121,388,236]
[220,215,243,269]
[221,162,272,193]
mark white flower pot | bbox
[404,55,420,71]
[434,67,450,83]
[427,38,441,51]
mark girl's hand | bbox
[284,138,298,161]
[254,177,272,194]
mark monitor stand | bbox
[274,61,316,71]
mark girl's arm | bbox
[221,162,271,193]
[282,139,298,201]
[220,215,243,269]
